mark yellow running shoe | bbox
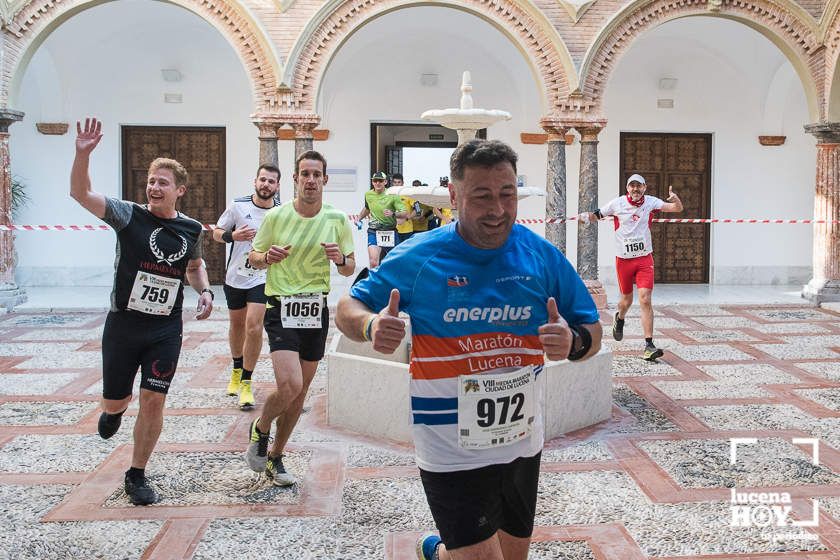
[226,368,242,396]
[239,379,255,410]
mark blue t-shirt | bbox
[350,223,599,472]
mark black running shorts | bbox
[223,283,268,310]
[419,452,541,551]
[101,311,183,399]
[263,302,330,361]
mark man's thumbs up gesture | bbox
[538,298,573,361]
[371,288,406,354]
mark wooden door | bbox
[619,133,711,283]
[122,126,226,284]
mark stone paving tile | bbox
[12,328,103,341]
[535,471,825,556]
[667,305,737,316]
[678,329,763,343]
[542,441,613,462]
[0,400,97,426]
[795,388,840,413]
[110,414,237,444]
[104,450,311,507]
[0,314,97,327]
[637,437,840,488]
[0,484,162,560]
[347,444,416,467]
[691,316,765,328]
[529,541,595,559]
[0,434,115,473]
[794,361,840,382]
[698,363,803,384]
[653,380,774,399]
[15,350,101,369]
[750,322,834,334]
[0,372,78,395]
[84,372,194,396]
[612,384,678,432]
[0,343,82,357]
[749,309,839,322]
[686,404,814,431]
[603,337,677,352]
[611,354,681,377]
[753,343,840,360]
[667,342,756,362]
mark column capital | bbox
[570,119,607,142]
[538,116,570,140]
[0,110,24,133]
[251,114,283,139]
[804,122,840,143]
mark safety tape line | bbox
[1,218,838,231]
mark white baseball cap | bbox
[626,174,646,186]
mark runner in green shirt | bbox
[244,150,355,486]
[354,171,407,267]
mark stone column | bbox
[803,122,840,303]
[575,121,607,309]
[539,119,569,254]
[293,122,316,161]
[254,121,279,168]
[0,109,26,310]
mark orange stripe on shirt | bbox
[410,352,545,380]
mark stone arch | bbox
[2,0,282,112]
[279,0,578,114]
[579,0,823,120]
[823,0,840,120]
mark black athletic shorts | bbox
[419,452,541,551]
[223,283,267,310]
[263,299,330,361]
[101,310,183,399]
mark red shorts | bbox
[616,254,654,295]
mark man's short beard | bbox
[255,190,275,201]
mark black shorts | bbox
[101,311,183,399]
[419,452,541,551]
[263,300,330,361]
[223,283,267,310]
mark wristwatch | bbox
[200,288,215,300]
[338,254,347,267]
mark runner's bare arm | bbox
[336,290,405,353]
[661,186,683,213]
[185,258,213,320]
[70,118,107,219]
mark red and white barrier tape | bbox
[0,218,838,231]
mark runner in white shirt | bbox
[579,173,683,360]
[213,165,280,408]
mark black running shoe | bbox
[612,312,625,341]
[124,473,158,506]
[98,410,124,439]
[643,344,664,362]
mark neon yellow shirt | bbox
[397,196,415,234]
[252,201,354,298]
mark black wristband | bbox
[337,254,347,267]
[593,209,603,220]
[567,325,592,361]
[221,230,234,243]
[200,288,214,300]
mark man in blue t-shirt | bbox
[336,139,602,560]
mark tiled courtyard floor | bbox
[0,303,839,559]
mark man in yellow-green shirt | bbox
[355,171,407,267]
[245,150,355,486]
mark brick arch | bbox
[823,1,840,120]
[2,0,282,112]
[579,0,822,120]
[279,0,577,113]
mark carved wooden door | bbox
[620,133,711,283]
[121,126,226,284]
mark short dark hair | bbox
[449,139,517,181]
[295,150,327,175]
[392,173,404,181]
[411,179,422,186]
[257,164,281,179]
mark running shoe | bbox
[97,410,123,439]
[124,473,158,506]
[238,380,255,410]
[227,368,243,396]
[612,312,625,341]
[416,532,442,560]
[643,344,664,361]
[244,418,271,472]
[265,454,296,487]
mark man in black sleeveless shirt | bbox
[70,118,214,505]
